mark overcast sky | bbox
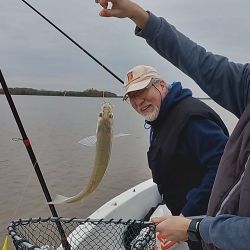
[0,0,250,96]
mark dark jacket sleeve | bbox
[181,118,228,216]
[135,13,250,118]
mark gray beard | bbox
[142,106,160,122]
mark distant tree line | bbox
[0,87,118,97]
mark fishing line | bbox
[20,0,124,85]
[10,139,35,218]
[12,168,33,219]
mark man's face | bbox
[127,81,168,121]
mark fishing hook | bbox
[12,137,23,142]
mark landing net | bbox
[8,217,156,250]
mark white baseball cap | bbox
[123,65,161,99]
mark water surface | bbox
[0,95,238,245]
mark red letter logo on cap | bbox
[127,72,133,83]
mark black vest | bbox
[147,97,228,215]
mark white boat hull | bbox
[89,179,162,220]
[63,179,189,250]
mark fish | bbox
[48,102,113,204]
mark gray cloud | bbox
[0,0,250,96]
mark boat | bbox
[63,179,189,250]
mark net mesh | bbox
[8,217,156,250]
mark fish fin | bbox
[48,194,71,204]
[78,135,97,147]
[78,133,127,146]
[114,133,130,138]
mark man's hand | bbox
[96,0,134,18]
[95,0,149,29]
[151,216,191,243]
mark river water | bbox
[0,95,238,247]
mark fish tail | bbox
[48,191,88,205]
[48,194,70,204]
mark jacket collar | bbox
[146,82,192,127]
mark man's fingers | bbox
[151,216,168,224]
[99,9,122,18]
[99,9,113,17]
[97,0,110,9]
[99,9,109,17]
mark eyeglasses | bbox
[123,79,161,104]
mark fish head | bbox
[99,102,113,121]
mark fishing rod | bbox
[0,70,71,250]
[20,0,124,85]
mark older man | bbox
[123,65,228,220]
